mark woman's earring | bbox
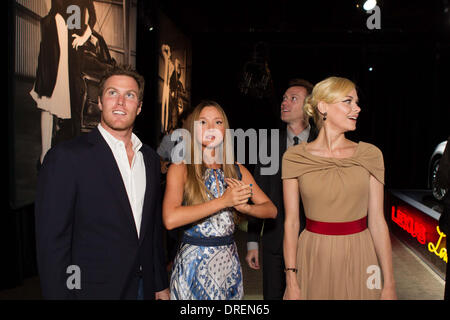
[323,112,327,121]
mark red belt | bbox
[306,216,367,235]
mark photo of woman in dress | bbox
[282,76,397,300]
[30,0,97,164]
[30,0,71,164]
[163,100,277,300]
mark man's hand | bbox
[246,249,260,270]
[155,288,170,300]
[160,159,170,174]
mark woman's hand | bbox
[72,26,92,50]
[224,178,252,214]
[220,178,252,209]
[283,281,302,300]
[380,285,397,300]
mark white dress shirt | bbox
[98,124,146,238]
[286,124,311,148]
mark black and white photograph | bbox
[157,9,191,135]
[11,0,137,208]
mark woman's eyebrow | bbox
[343,96,359,103]
[198,116,223,120]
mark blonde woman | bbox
[163,100,277,300]
[282,77,396,300]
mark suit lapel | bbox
[88,128,138,241]
[276,128,288,180]
[138,145,156,245]
[280,128,288,153]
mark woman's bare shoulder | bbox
[167,162,188,180]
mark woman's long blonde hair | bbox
[303,76,356,129]
[183,101,239,209]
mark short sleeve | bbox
[282,148,300,179]
[358,142,385,185]
[281,144,317,180]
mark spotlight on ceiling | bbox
[363,0,377,11]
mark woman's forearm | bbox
[282,179,301,287]
[163,198,226,230]
[246,201,277,219]
[369,217,396,288]
[284,218,300,286]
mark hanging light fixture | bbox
[238,42,274,99]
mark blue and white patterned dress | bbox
[170,168,244,300]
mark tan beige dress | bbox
[282,141,384,300]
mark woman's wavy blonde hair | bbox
[182,101,242,222]
[303,76,356,129]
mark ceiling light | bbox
[363,0,377,11]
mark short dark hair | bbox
[98,64,145,102]
[287,78,314,95]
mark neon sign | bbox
[391,205,447,263]
[428,226,448,263]
[391,206,426,244]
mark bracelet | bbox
[284,268,298,273]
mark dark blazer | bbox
[35,128,168,299]
[248,125,318,254]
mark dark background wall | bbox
[139,0,450,190]
[164,0,450,189]
[186,31,450,190]
[4,0,449,291]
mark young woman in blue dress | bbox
[163,100,277,300]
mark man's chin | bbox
[280,115,291,123]
[101,120,134,132]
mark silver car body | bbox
[428,140,448,200]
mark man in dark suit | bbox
[35,65,169,299]
[246,78,317,300]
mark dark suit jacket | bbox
[248,125,318,254]
[35,128,168,299]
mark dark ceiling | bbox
[156,0,450,36]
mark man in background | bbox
[246,78,317,300]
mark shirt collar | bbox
[98,123,142,152]
[287,124,311,143]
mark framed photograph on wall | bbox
[156,9,192,137]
